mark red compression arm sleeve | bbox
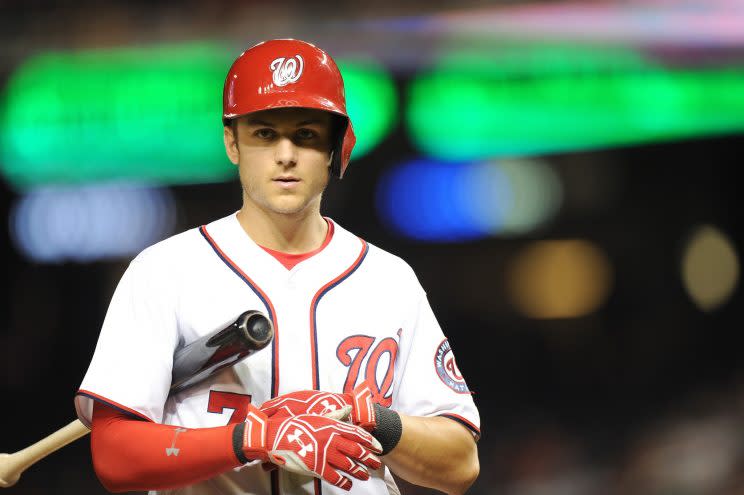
[90,402,242,492]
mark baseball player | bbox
[75,39,480,495]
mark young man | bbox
[75,39,480,495]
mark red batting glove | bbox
[236,404,382,491]
[259,381,377,431]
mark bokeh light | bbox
[338,59,397,159]
[10,182,177,263]
[506,239,613,319]
[376,158,562,241]
[1,43,233,189]
[407,44,744,160]
[681,224,740,312]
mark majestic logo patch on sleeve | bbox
[434,339,470,393]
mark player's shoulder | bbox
[331,219,422,289]
[366,241,416,277]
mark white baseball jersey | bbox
[75,212,480,495]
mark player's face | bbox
[224,108,334,217]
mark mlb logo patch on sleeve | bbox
[434,339,470,394]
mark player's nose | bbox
[274,137,298,167]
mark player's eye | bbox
[296,128,318,140]
[254,128,276,139]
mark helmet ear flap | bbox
[330,114,349,179]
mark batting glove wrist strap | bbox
[232,423,251,464]
[371,403,402,455]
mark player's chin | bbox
[267,197,312,216]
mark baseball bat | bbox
[0,309,273,488]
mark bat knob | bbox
[237,310,274,347]
[0,453,21,488]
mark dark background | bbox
[2,1,744,494]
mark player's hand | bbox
[259,381,377,430]
[239,405,382,490]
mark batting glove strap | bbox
[232,422,271,465]
[371,403,402,455]
[232,423,251,464]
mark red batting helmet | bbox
[223,39,356,178]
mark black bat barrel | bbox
[170,310,273,394]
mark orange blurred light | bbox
[506,240,613,319]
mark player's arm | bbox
[379,413,479,495]
[91,401,381,492]
[90,402,242,492]
[375,290,480,494]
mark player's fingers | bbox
[261,409,292,420]
[337,422,381,452]
[321,467,354,491]
[347,460,371,481]
[358,448,382,471]
[258,400,285,418]
[344,430,382,456]
[335,437,382,471]
[327,451,370,481]
[267,453,287,467]
[261,391,321,415]
[258,396,288,414]
[369,435,382,455]
[323,404,352,422]
[351,381,376,427]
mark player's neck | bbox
[236,202,328,254]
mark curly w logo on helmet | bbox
[271,55,304,86]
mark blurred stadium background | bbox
[1,0,743,493]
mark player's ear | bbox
[224,123,240,165]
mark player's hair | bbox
[227,118,239,141]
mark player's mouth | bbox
[273,176,301,189]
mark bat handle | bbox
[0,419,90,488]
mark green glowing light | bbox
[407,45,744,159]
[339,60,397,159]
[1,43,234,189]
[0,44,396,189]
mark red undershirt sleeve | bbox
[90,402,243,492]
